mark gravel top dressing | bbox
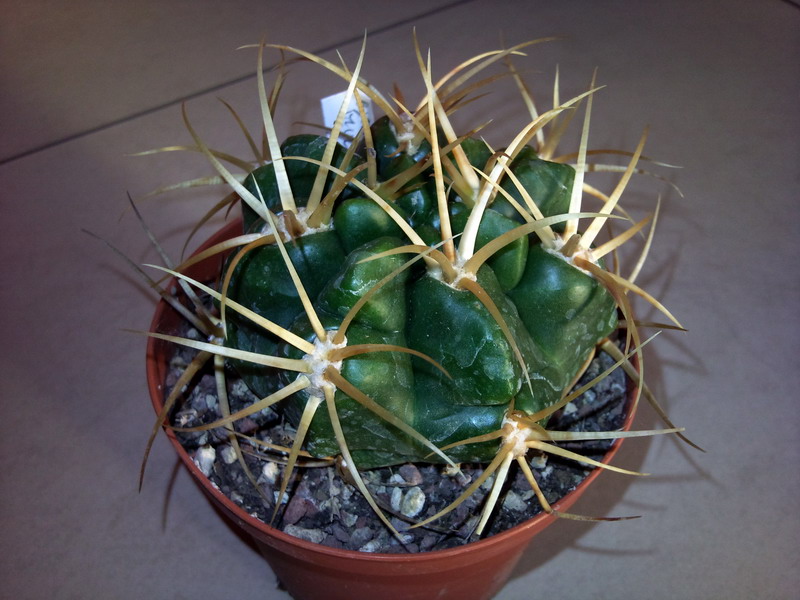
[167,327,628,554]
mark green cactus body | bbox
[241,134,364,231]
[493,147,575,232]
[223,127,617,469]
[370,115,432,180]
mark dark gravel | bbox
[164,327,629,554]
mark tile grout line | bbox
[0,0,476,168]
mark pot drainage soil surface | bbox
[165,323,628,554]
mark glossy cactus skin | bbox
[223,121,617,469]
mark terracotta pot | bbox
[146,220,638,600]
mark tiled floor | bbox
[1,1,798,598]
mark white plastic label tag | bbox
[320,90,373,147]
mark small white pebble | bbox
[285,525,326,544]
[400,486,425,518]
[341,511,359,527]
[388,473,405,485]
[443,463,462,477]
[260,461,280,484]
[231,380,250,396]
[390,487,403,511]
[502,491,528,512]
[563,402,577,415]
[530,454,547,469]
[220,445,237,465]
[359,539,384,553]
[193,446,215,477]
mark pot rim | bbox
[145,218,638,563]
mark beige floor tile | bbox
[0,0,461,162]
[1,1,798,599]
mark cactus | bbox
[140,36,688,539]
